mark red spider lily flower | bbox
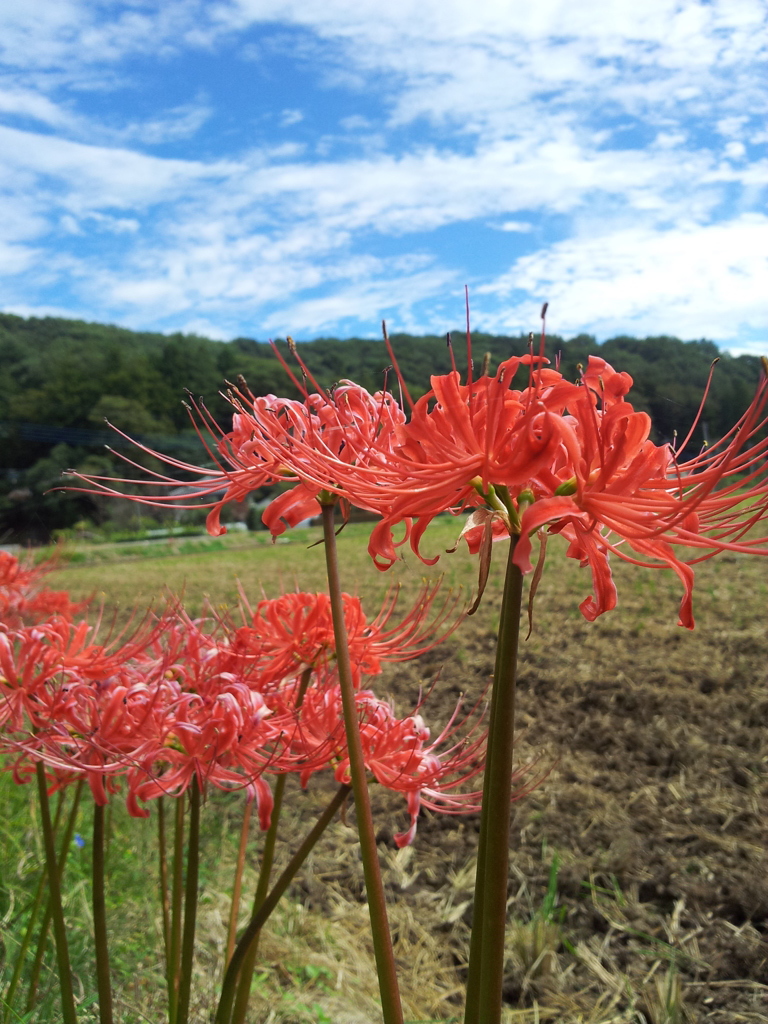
[328,339,768,628]
[333,349,635,568]
[0,610,162,768]
[0,552,90,629]
[225,581,463,691]
[69,611,300,820]
[361,353,567,542]
[62,397,288,536]
[61,313,768,626]
[3,613,298,823]
[0,626,70,733]
[0,617,141,733]
[508,354,768,627]
[0,551,43,593]
[65,367,407,539]
[228,591,382,687]
[124,682,283,824]
[10,673,176,808]
[232,373,407,538]
[284,678,494,846]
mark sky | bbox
[0,1,765,354]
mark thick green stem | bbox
[176,777,201,1024]
[34,762,78,1024]
[3,789,65,1024]
[215,784,351,1024]
[25,901,54,1015]
[464,538,524,1024]
[320,501,403,1024]
[250,775,286,927]
[230,666,313,1024]
[4,867,49,1024]
[24,781,84,1016]
[167,794,185,1024]
[224,799,253,972]
[92,803,114,1024]
[229,775,285,1024]
[463,684,498,1020]
[157,798,171,968]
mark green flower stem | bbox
[462,686,498,1021]
[464,537,524,1024]
[224,798,253,972]
[230,667,312,1024]
[4,876,49,1024]
[167,793,186,1024]
[24,781,84,1017]
[34,762,78,1024]
[3,789,63,1024]
[92,803,114,1024]
[157,798,172,970]
[4,786,74,1023]
[215,783,351,1024]
[228,772,284,1024]
[320,501,404,1024]
[176,777,201,1024]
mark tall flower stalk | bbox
[176,778,201,1024]
[35,761,78,1024]
[464,538,524,1024]
[214,782,351,1024]
[92,801,114,1024]
[318,497,404,1024]
[229,665,313,1024]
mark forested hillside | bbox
[0,312,762,543]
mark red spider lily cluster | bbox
[69,330,768,628]
[0,550,90,628]
[0,555,482,844]
[74,363,408,541]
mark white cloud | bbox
[279,108,303,126]
[117,101,214,146]
[339,114,372,131]
[258,263,458,336]
[0,1,212,72]
[174,317,232,340]
[724,141,747,161]
[476,215,768,344]
[0,125,237,211]
[85,212,140,233]
[0,241,44,276]
[0,105,763,342]
[210,0,766,145]
[0,87,78,129]
[496,221,533,233]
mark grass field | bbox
[3,517,768,1023]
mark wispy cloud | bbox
[477,214,768,344]
[0,86,79,130]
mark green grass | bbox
[47,519,462,622]
[0,776,100,1023]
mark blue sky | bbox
[0,1,765,354]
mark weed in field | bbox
[510,917,562,981]
[508,854,567,1000]
[638,966,690,1024]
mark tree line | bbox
[0,312,762,543]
